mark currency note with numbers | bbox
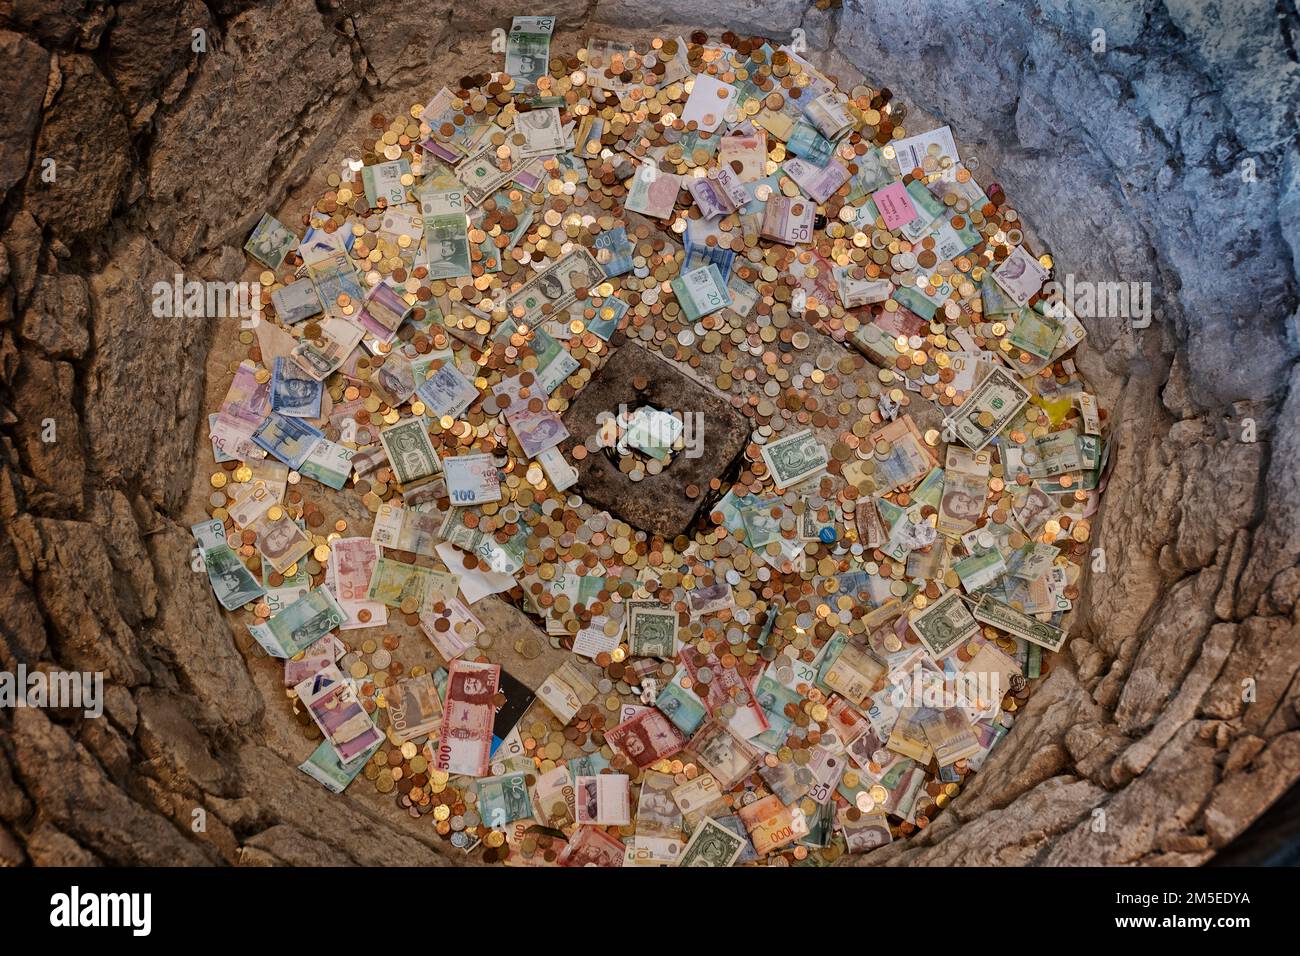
[252,508,313,575]
[478,772,533,827]
[947,365,1031,450]
[306,250,365,320]
[435,659,501,777]
[386,672,443,742]
[228,478,274,529]
[270,355,323,419]
[624,164,682,219]
[250,586,345,658]
[420,189,471,279]
[627,602,678,658]
[760,428,829,488]
[501,247,604,327]
[295,664,385,765]
[456,140,516,206]
[271,278,321,324]
[513,107,566,157]
[299,438,353,491]
[291,316,364,381]
[678,816,746,867]
[575,773,631,826]
[443,453,502,505]
[299,736,380,794]
[607,707,688,768]
[973,592,1066,652]
[251,412,323,470]
[366,557,458,610]
[327,536,387,629]
[628,770,684,865]
[419,596,481,662]
[671,771,725,823]
[804,90,855,140]
[537,659,597,724]
[908,589,981,660]
[993,243,1049,306]
[191,519,266,611]
[738,793,806,855]
[244,212,297,269]
[379,417,440,484]
[361,159,410,207]
[671,263,731,322]
[415,361,478,419]
[760,194,815,245]
[505,16,554,90]
[783,156,850,203]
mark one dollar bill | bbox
[972,592,1066,652]
[946,366,1030,450]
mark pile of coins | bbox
[204,25,1109,866]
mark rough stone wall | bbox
[0,0,1295,866]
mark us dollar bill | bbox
[760,428,829,489]
[678,816,746,867]
[946,365,1030,450]
[378,417,441,485]
[972,592,1066,652]
[501,248,604,327]
[908,589,980,660]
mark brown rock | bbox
[949,666,1101,821]
[561,341,750,539]
[141,521,262,731]
[1044,721,1218,865]
[225,743,453,867]
[0,0,112,46]
[2,209,42,307]
[0,533,48,664]
[1113,622,1237,785]
[85,233,210,512]
[18,272,90,359]
[853,777,1107,867]
[144,0,360,261]
[10,708,214,865]
[135,688,231,795]
[105,0,209,130]
[1112,563,1223,734]
[11,351,84,513]
[1203,731,1300,847]
[341,0,453,88]
[1203,615,1299,736]
[24,55,132,240]
[1236,363,1300,616]
[6,514,151,684]
[23,825,99,866]
[0,31,49,201]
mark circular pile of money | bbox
[201,24,1109,867]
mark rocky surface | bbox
[0,0,1296,867]
[560,341,751,538]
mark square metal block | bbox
[560,342,751,539]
